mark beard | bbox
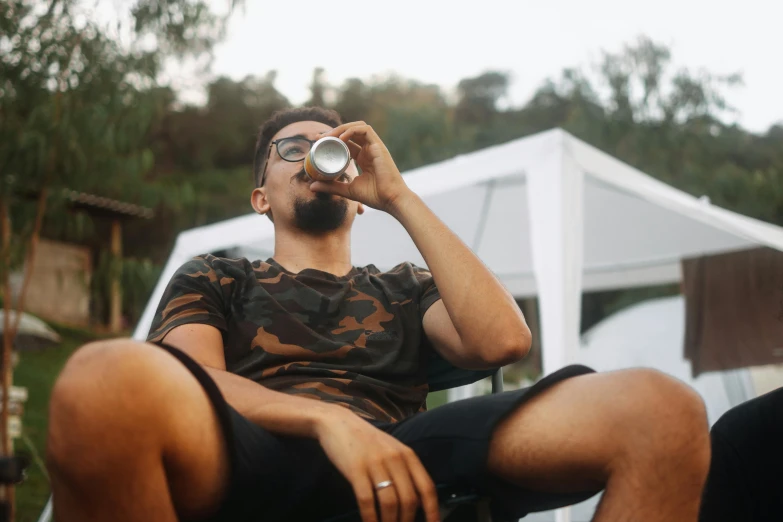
[292,172,348,233]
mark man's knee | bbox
[611,369,710,469]
[625,368,707,427]
[50,338,169,414]
[47,340,229,517]
[47,339,178,473]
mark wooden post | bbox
[1,205,11,456]
[109,219,122,333]
[1,203,13,513]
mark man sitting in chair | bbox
[46,108,711,522]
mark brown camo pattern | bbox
[147,255,441,422]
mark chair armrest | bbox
[426,351,499,393]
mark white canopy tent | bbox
[134,128,783,378]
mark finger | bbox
[351,473,379,522]
[371,473,399,522]
[404,452,440,522]
[347,139,362,159]
[321,121,367,138]
[310,180,353,199]
[384,459,419,522]
[338,125,379,147]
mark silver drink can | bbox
[304,137,351,181]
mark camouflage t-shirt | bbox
[147,255,442,423]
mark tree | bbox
[306,67,328,108]
[140,72,289,239]
[454,71,510,125]
[334,78,372,123]
[0,0,239,516]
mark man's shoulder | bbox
[356,262,433,295]
[358,261,428,277]
[179,254,258,281]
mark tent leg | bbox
[37,495,52,522]
[555,506,571,522]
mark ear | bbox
[357,202,365,215]
[251,187,271,216]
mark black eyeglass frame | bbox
[258,137,318,186]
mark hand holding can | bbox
[309,122,411,214]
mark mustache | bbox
[291,168,333,200]
[292,168,310,183]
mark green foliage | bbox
[0,0,240,246]
[90,250,161,326]
[1,0,240,325]
[455,71,510,125]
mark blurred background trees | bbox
[1,0,240,517]
[4,11,783,342]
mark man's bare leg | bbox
[487,369,710,522]
[46,340,230,522]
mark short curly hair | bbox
[253,107,343,187]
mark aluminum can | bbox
[303,137,351,181]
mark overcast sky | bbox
[169,0,782,133]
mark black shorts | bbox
[159,344,599,522]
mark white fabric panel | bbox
[583,178,755,267]
[402,129,557,198]
[527,132,585,376]
[350,208,425,269]
[565,133,783,251]
[350,183,488,269]
[497,263,682,299]
[497,272,538,297]
[583,262,681,292]
[475,178,535,275]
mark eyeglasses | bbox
[258,137,318,186]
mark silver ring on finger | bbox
[374,480,394,491]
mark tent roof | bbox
[227,128,783,293]
[135,128,783,339]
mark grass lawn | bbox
[14,326,96,522]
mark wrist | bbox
[311,404,359,439]
[386,188,419,220]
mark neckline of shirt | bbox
[265,258,362,281]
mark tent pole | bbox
[526,131,584,522]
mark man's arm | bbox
[393,194,531,369]
[163,323,339,438]
[315,122,531,370]
[162,323,441,522]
